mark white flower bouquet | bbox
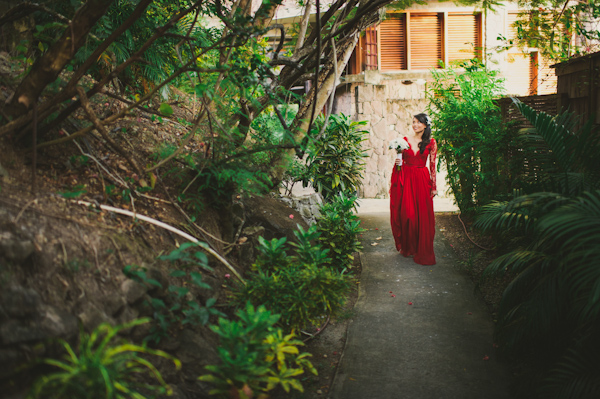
[389,138,410,170]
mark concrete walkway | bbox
[329,205,511,399]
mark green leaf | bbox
[159,103,173,116]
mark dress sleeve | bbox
[429,139,437,191]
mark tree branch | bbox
[6,0,116,117]
[76,86,145,183]
[0,1,70,28]
[295,0,313,51]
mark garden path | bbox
[328,202,511,399]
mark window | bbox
[506,11,557,95]
[358,11,481,73]
[364,26,378,70]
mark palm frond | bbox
[539,345,600,399]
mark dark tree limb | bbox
[6,0,115,118]
[76,86,145,183]
[0,1,70,28]
[32,1,207,140]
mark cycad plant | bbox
[474,100,600,398]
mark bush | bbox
[474,102,600,398]
[427,59,512,214]
[302,114,368,201]
[29,319,181,399]
[123,243,224,344]
[233,225,351,331]
[199,303,317,397]
[315,193,364,272]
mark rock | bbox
[0,233,35,263]
[0,319,46,344]
[77,302,114,332]
[0,348,22,379]
[175,329,219,369]
[0,285,41,318]
[37,304,78,339]
[115,305,139,327]
[244,195,309,243]
[102,293,126,316]
[121,279,148,304]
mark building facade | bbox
[331,1,558,198]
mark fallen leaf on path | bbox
[375,236,383,240]
[468,312,473,315]
[408,302,413,305]
[391,294,396,297]
[370,242,378,246]
[483,355,490,361]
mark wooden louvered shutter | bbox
[379,15,407,71]
[447,13,481,63]
[505,11,539,96]
[507,12,521,41]
[505,53,534,96]
[410,13,443,70]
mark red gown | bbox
[389,137,437,265]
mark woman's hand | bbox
[431,190,438,197]
[395,158,402,166]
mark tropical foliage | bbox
[28,318,181,399]
[199,303,317,397]
[232,223,352,332]
[316,192,364,272]
[474,100,600,398]
[507,0,600,62]
[302,114,369,201]
[427,59,512,214]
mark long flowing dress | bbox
[389,137,437,265]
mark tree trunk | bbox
[5,0,115,118]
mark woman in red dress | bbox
[389,113,437,265]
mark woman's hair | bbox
[414,113,431,154]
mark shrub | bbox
[123,242,224,344]
[474,102,600,398]
[302,114,368,201]
[427,59,512,214]
[233,225,351,331]
[315,193,364,272]
[199,303,317,397]
[252,236,290,273]
[28,318,181,399]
